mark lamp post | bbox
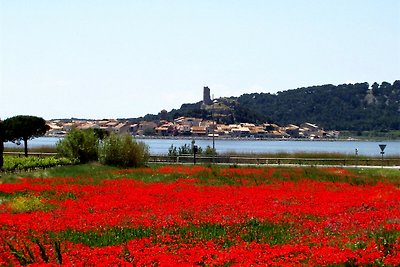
[212,98,218,164]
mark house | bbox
[46,122,65,136]
[112,122,131,135]
[176,124,192,135]
[301,123,319,131]
[174,117,202,127]
[249,126,267,138]
[285,124,300,138]
[230,127,251,138]
[155,122,175,136]
[264,123,280,132]
[191,126,207,136]
[62,122,75,132]
[137,121,158,135]
[76,122,100,130]
[215,124,230,136]
[300,122,322,138]
[265,130,290,139]
[130,124,139,135]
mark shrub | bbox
[168,144,216,157]
[56,129,99,163]
[99,134,149,167]
[203,145,217,156]
[2,156,74,172]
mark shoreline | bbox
[133,135,399,142]
[42,134,400,142]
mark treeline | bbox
[237,81,400,131]
[145,81,400,131]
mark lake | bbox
[4,137,400,157]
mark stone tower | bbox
[203,86,212,105]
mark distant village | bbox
[46,119,339,140]
[46,87,340,140]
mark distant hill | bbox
[142,81,400,131]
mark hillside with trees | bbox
[150,81,400,131]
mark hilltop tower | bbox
[203,86,212,105]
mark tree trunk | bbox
[0,139,3,170]
[24,138,28,157]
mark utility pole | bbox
[212,95,217,164]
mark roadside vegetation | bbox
[56,129,149,167]
[1,128,150,174]
[1,156,74,174]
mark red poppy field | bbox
[0,165,399,266]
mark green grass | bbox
[353,168,400,177]
[1,162,398,186]
[4,145,57,153]
[2,163,399,185]
[350,168,400,185]
[222,151,364,159]
[8,195,55,213]
[53,220,293,248]
[0,162,117,183]
[54,226,152,247]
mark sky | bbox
[1,0,399,120]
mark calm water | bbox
[4,137,400,157]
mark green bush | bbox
[168,144,216,157]
[99,134,149,167]
[203,145,217,156]
[2,156,74,172]
[56,129,99,163]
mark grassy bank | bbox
[1,163,399,185]
[4,145,57,153]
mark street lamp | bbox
[212,98,218,163]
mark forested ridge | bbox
[143,81,400,131]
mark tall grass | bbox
[4,145,57,153]
[222,151,370,159]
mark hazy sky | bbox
[1,0,399,120]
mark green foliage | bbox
[6,239,62,266]
[56,227,151,247]
[239,218,293,245]
[3,115,49,157]
[54,220,292,248]
[93,128,110,140]
[2,156,74,172]
[3,115,49,143]
[98,134,149,167]
[168,144,178,157]
[203,145,217,156]
[168,144,211,156]
[56,129,99,163]
[0,120,4,169]
[237,81,400,130]
[143,127,155,136]
[8,195,54,213]
[1,163,118,183]
[369,228,400,257]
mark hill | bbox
[142,81,400,131]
